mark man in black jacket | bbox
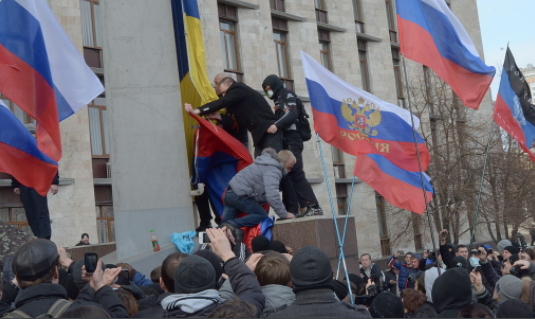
[3,239,128,318]
[185,77,282,157]
[261,75,323,217]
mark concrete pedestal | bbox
[272,216,359,274]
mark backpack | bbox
[296,98,312,141]
[4,299,73,318]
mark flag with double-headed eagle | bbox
[300,51,429,172]
[301,51,433,214]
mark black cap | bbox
[369,291,404,318]
[503,246,519,255]
[290,246,332,288]
[496,298,532,318]
[194,250,223,283]
[251,235,270,253]
[451,256,467,269]
[270,240,288,254]
[12,239,58,281]
[174,255,216,294]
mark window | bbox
[88,99,109,157]
[353,0,365,33]
[332,146,345,179]
[219,4,241,79]
[386,0,398,42]
[358,40,371,92]
[318,30,332,71]
[0,95,33,124]
[80,0,103,68]
[273,17,293,90]
[375,192,391,256]
[336,184,348,215]
[270,0,284,11]
[392,48,405,107]
[315,0,328,23]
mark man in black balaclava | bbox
[262,75,323,217]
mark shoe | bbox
[303,206,324,217]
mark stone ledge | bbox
[271,10,305,22]
[218,0,259,10]
[0,178,74,187]
[94,178,112,186]
[65,242,117,262]
[357,32,382,43]
[317,22,346,33]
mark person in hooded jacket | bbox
[261,74,324,217]
[431,267,473,318]
[221,148,296,233]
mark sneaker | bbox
[303,206,324,217]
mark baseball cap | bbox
[12,239,59,281]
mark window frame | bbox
[0,94,34,124]
[358,40,371,92]
[270,0,285,11]
[353,0,365,33]
[273,30,292,81]
[375,192,391,256]
[385,0,398,42]
[80,0,102,50]
[391,48,405,107]
[88,102,109,158]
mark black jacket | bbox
[11,172,59,188]
[411,301,437,318]
[265,288,370,318]
[197,82,277,146]
[262,75,299,132]
[431,268,472,318]
[134,292,171,318]
[8,283,128,318]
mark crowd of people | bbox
[2,226,535,318]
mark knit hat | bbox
[503,246,519,255]
[174,255,216,294]
[290,246,333,289]
[497,239,512,251]
[451,256,467,269]
[12,239,58,281]
[270,240,288,254]
[495,275,522,301]
[251,235,270,253]
[194,250,223,283]
[369,291,404,318]
[496,298,533,318]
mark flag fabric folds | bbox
[396,0,495,109]
[354,154,433,215]
[0,103,58,196]
[0,0,104,162]
[301,51,429,172]
[493,48,535,162]
[170,0,219,170]
[190,113,273,250]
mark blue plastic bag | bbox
[171,231,197,255]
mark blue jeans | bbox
[221,189,268,228]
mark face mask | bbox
[265,90,274,98]
[469,257,480,268]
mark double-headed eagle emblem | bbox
[341,97,382,137]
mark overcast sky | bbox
[477,0,535,100]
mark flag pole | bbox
[401,55,440,261]
[316,133,354,304]
[336,175,357,279]
[469,124,495,251]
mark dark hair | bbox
[207,299,257,318]
[360,253,372,261]
[270,240,288,254]
[457,303,494,318]
[150,266,162,283]
[81,233,89,239]
[59,305,111,318]
[402,288,427,314]
[18,261,58,289]
[255,251,291,286]
[457,245,468,252]
[416,273,426,295]
[524,248,535,261]
[115,288,139,317]
[161,252,188,292]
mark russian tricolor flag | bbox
[0,0,104,162]
[0,102,58,196]
[396,0,495,109]
[493,48,535,162]
[355,154,433,215]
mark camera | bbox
[509,265,520,277]
[115,269,130,286]
[407,273,417,285]
[198,232,211,244]
[84,252,98,274]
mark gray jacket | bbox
[228,150,288,218]
[262,285,295,315]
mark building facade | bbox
[0,0,497,258]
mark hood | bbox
[425,267,442,303]
[161,289,220,314]
[262,284,296,312]
[262,74,284,100]
[431,267,471,313]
